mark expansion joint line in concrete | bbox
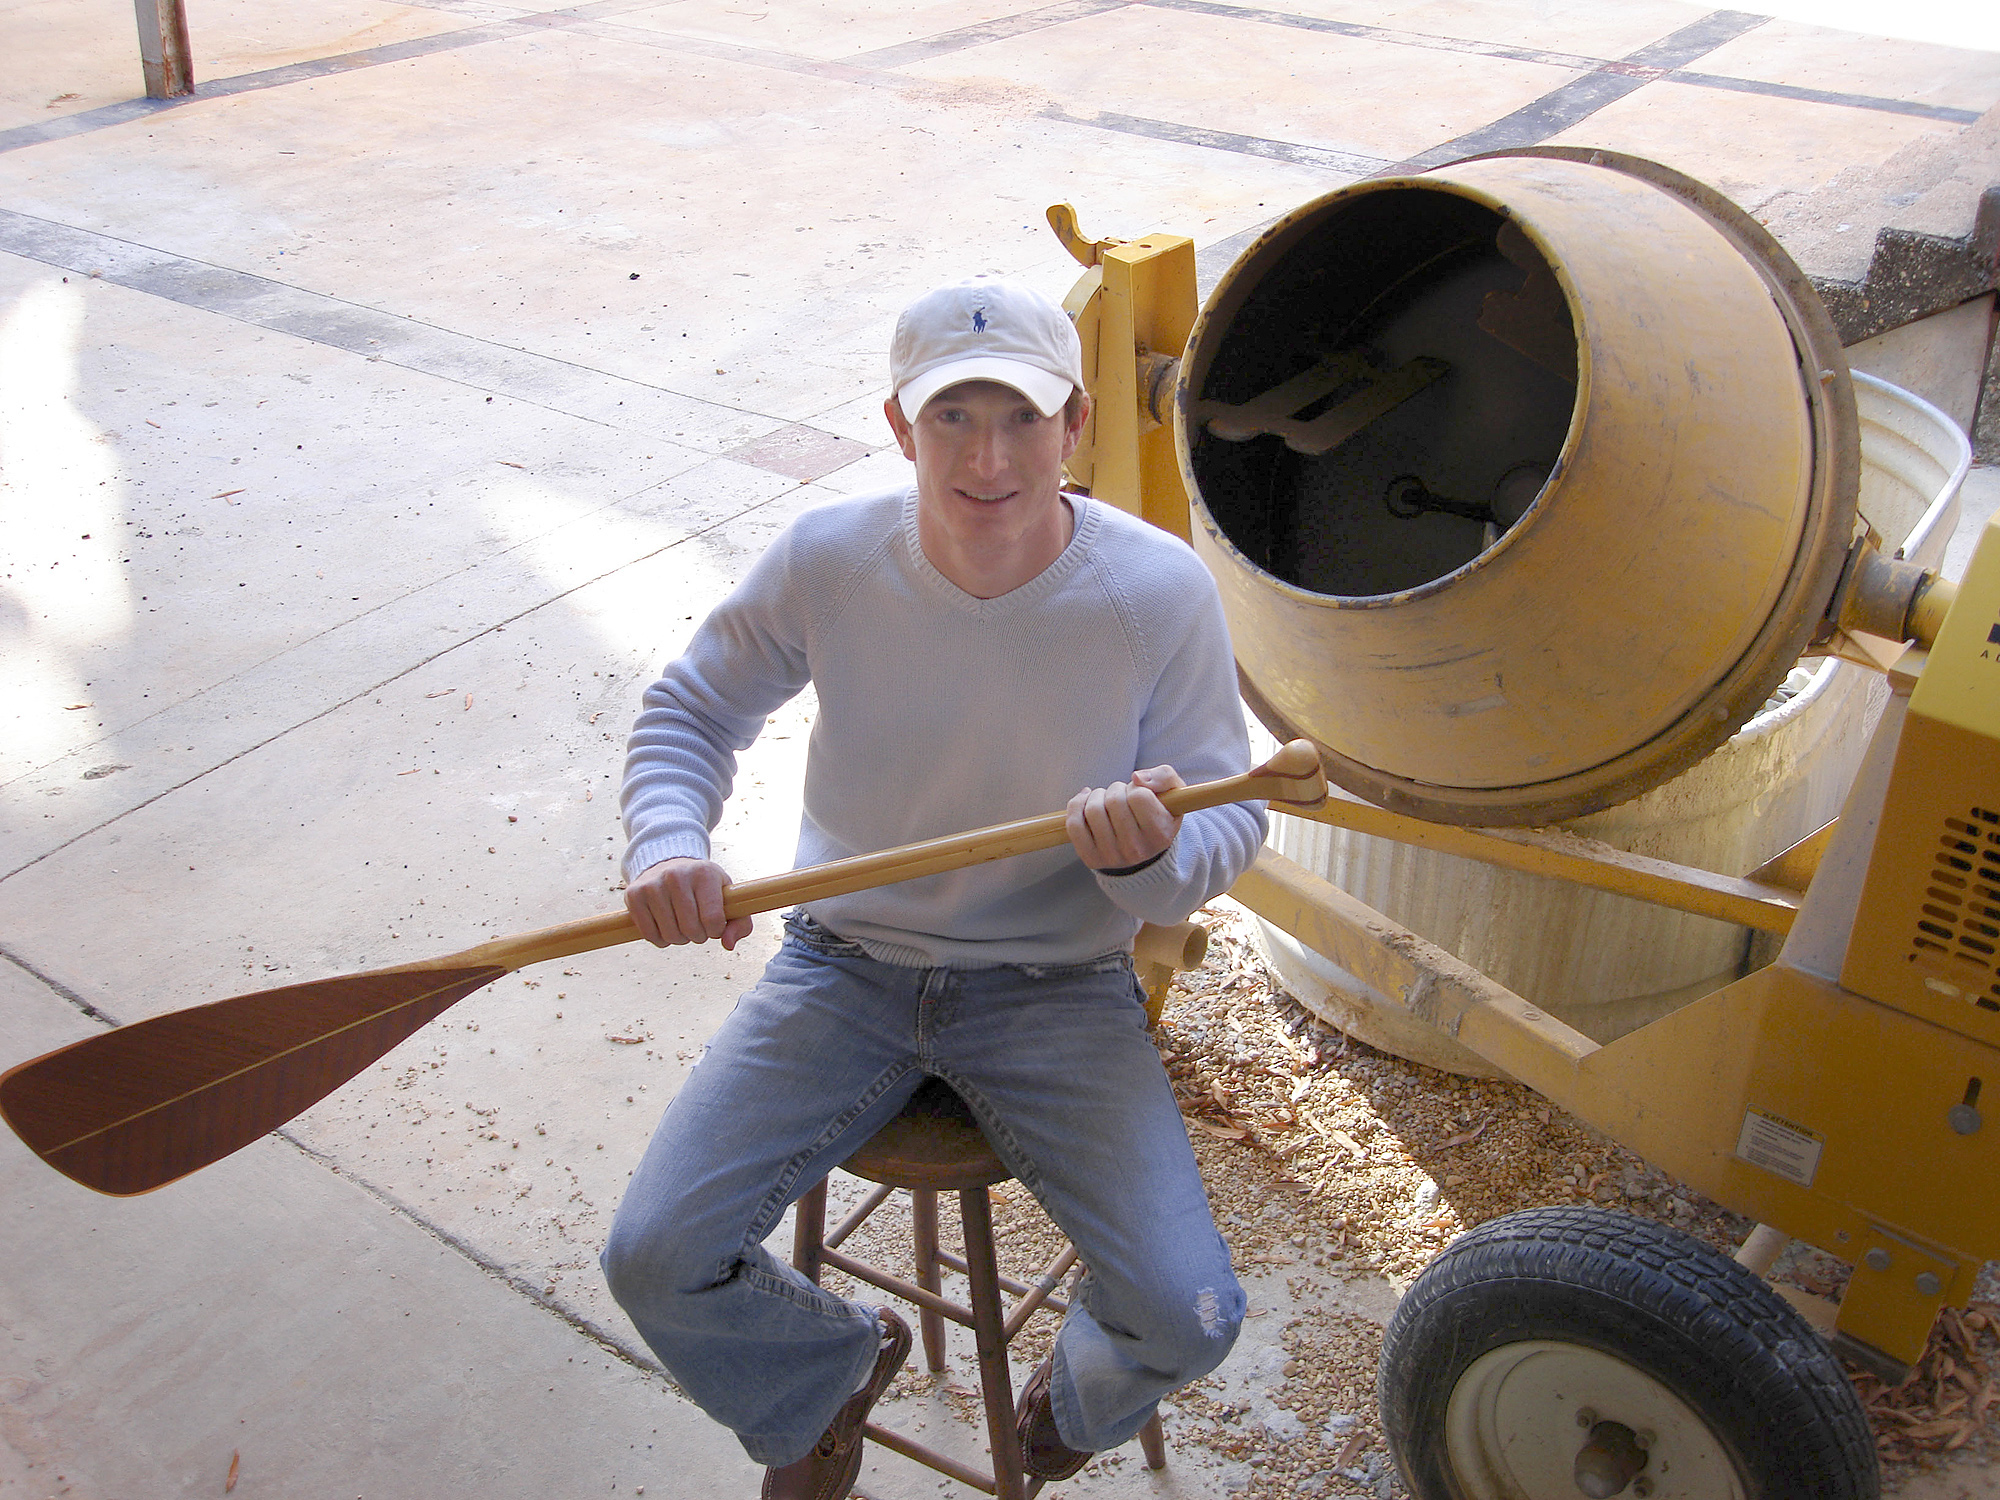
[0,944,122,1028]
[0,0,745,155]
[1389,7,1779,173]
[275,1124,669,1381]
[0,487,793,888]
[838,0,1129,67]
[1140,1,1978,126]
[1185,10,1803,290]
[0,933,662,1377]
[0,208,768,448]
[1042,104,1389,177]
[0,19,540,155]
[0,1,1979,163]
[10,5,1861,318]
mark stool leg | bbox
[910,1187,948,1374]
[959,1185,1025,1500]
[792,1178,827,1285]
[1139,1409,1167,1470]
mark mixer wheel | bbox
[1378,1206,1876,1500]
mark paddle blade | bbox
[0,964,506,1196]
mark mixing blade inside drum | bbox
[1190,191,1579,597]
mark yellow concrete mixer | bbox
[1054,147,1990,1500]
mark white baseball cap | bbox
[890,278,1084,420]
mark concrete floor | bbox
[1,1,1997,1496]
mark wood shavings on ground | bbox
[1856,1305,2000,1467]
[817,898,1999,1496]
[1158,900,2000,1496]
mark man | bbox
[601,276,1263,1500]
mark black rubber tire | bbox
[1379,1205,1877,1500]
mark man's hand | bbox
[1066,765,1186,873]
[624,857,753,949]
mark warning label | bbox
[1735,1108,1823,1188]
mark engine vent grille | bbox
[1912,806,2000,1013]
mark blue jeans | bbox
[601,912,1244,1468]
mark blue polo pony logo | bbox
[971,307,988,332]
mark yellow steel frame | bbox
[1049,204,1197,542]
[1247,531,2000,1382]
[1060,202,2000,1374]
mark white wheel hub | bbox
[1442,1340,1749,1500]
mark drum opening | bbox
[1189,188,1580,598]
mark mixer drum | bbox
[1178,149,1857,826]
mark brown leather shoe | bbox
[761,1307,911,1500]
[1015,1357,1094,1482]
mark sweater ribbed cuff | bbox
[621,832,713,883]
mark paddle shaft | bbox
[0,742,1321,1195]
[421,740,1326,975]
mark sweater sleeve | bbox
[620,526,812,881]
[1091,545,1267,926]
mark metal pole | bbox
[134,0,194,99]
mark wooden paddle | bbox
[1,742,1324,1197]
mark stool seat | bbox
[842,1077,1010,1190]
[792,1075,1168,1499]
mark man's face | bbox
[886,380,1086,558]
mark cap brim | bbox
[897,357,1076,420]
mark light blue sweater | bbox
[620,485,1265,968]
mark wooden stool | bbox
[791,1075,1168,1500]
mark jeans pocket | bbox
[782,909,868,958]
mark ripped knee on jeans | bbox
[1157,1283,1241,1382]
[1193,1285,1231,1340]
